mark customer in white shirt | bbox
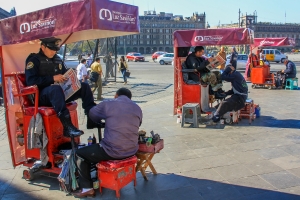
[77,59,88,83]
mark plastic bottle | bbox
[255,105,261,118]
[88,136,93,146]
[146,137,152,147]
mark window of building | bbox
[160,40,163,44]
[133,35,137,39]
[127,40,130,45]
[120,40,123,45]
[153,40,156,44]
[166,41,169,45]
[147,41,150,45]
[147,35,150,39]
[140,40,143,44]
[160,29,163,33]
[166,29,169,33]
[166,35,169,39]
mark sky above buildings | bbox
[0,0,299,26]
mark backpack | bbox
[89,72,99,82]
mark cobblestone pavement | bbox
[1,62,300,200]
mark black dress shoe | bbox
[212,115,221,122]
[214,92,226,99]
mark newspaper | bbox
[206,54,226,71]
[55,69,81,100]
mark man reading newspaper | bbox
[185,46,225,99]
[25,37,96,138]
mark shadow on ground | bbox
[2,172,299,200]
[236,115,300,129]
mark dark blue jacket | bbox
[284,61,297,78]
[229,51,238,68]
[222,67,248,101]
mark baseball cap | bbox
[40,37,62,51]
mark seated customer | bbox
[72,88,143,198]
[275,59,297,88]
[185,46,225,99]
[212,65,248,122]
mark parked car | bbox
[225,54,248,69]
[157,53,174,65]
[262,49,287,63]
[152,51,167,62]
[126,52,145,62]
[57,54,67,60]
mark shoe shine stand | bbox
[200,85,216,113]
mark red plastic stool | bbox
[96,155,137,198]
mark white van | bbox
[262,49,287,63]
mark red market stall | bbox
[0,0,139,177]
[249,37,295,89]
[173,28,254,115]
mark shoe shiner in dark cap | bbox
[25,37,97,137]
[212,64,248,123]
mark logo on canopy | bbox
[99,8,136,24]
[194,35,223,42]
[20,18,56,34]
[259,41,275,46]
[99,9,113,21]
[20,23,31,34]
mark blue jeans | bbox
[121,69,127,82]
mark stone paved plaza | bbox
[0,59,300,200]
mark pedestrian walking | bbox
[77,59,88,83]
[118,56,129,84]
[90,57,103,100]
[78,54,82,64]
[105,52,115,79]
[229,47,238,70]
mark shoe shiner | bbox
[212,64,248,123]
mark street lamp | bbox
[124,37,126,55]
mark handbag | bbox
[125,70,130,77]
[89,72,99,82]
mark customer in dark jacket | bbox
[212,64,248,122]
[73,88,142,198]
[276,59,297,88]
[185,46,225,99]
[230,47,238,69]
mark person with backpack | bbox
[90,57,103,100]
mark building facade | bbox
[0,7,16,19]
[216,13,300,49]
[116,11,206,54]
